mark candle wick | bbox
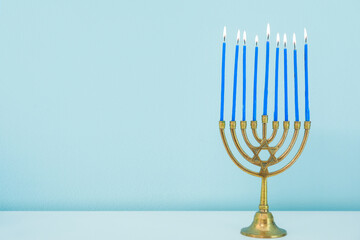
[223,26,226,42]
[243,31,246,45]
[236,30,240,44]
[293,33,296,49]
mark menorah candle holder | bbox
[219,115,311,238]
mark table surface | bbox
[0,211,358,240]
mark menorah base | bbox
[241,212,286,238]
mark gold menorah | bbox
[219,115,310,238]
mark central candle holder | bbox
[219,115,310,238]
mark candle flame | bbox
[243,30,246,44]
[223,26,226,41]
[236,30,240,44]
[304,28,308,43]
[266,23,270,40]
[293,33,296,49]
[283,34,287,48]
[255,35,259,46]
[276,33,280,47]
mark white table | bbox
[0,211,358,239]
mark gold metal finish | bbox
[219,116,311,238]
[267,121,279,143]
[262,116,268,140]
[240,121,247,129]
[251,121,262,143]
[241,212,286,238]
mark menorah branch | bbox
[229,121,258,165]
[219,121,260,177]
[267,121,279,143]
[268,121,311,177]
[240,123,258,150]
[251,121,262,143]
[274,121,290,149]
[274,121,301,164]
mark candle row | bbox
[219,24,310,122]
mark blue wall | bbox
[0,0,359,210]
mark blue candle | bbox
[283,34,289,121]
[220,27,226,121]
[253,36,259,121]
[293,33,299,121]
[231,30,240,121]
[263,24,270,116]
[274,33,280,121]
[242,31,247,121]
[304,29,310,121]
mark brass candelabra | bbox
[219,115,310,238]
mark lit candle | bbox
[231,30,240,121]
[304,28,310,121]
[283,34,289,121]
[263,23,270,116]
[220,26,226,121]
[293,33,299,121]
[253,35,259,121]
[242,31,247,121]
[274,33,280,121]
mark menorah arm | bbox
[268,121,311,177]
[230,121,260,166]
[274,121,290,149]
[251,121,262,143]
[267,121,279,143]
[219,121,261,177]
[272,121,301,165]
[240,122,258,150]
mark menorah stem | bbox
[259,177,269,212]
[262,115,268,140]
[242,175,286,238]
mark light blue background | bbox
[0,0,358,210]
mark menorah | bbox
[218,25,311,238]
[219,117,310,238]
